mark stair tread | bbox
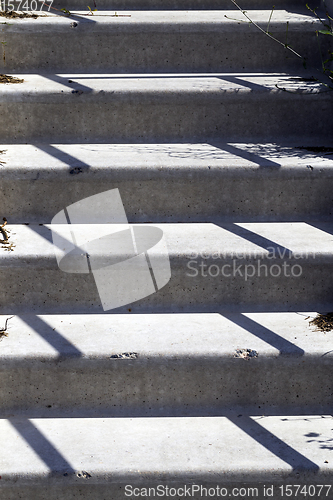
[0,73,326,100]
[3,9,321,31]
[0,312,331,359]
[2,222,333,265]
[0,415,332,482]
[1,143,333,174]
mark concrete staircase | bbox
[0,0,333,496]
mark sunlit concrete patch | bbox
[0,416,331,484]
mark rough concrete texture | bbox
[0,73,332,143]
[0,222,333,312]
[0,10,327,72]
[1,0,332,491]
[1,143,333,223]
[40,0,320,9]
[0,313,332,413]
[0,415,332,493]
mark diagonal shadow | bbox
[25,223,86,260]
[221,313,304,356]
[5,416,321,476]
[217,74,325,95]
[306,222,333,237]
[228,415,320,472]
[214,222,293,255]
[18,315,82,357]
[35,140,281,169]
[9,418,75,474]
[43,6,97,24]
[32,143,91,173]
[208,141,282,169]
[8,416,320,478]
[41,74,94,93]
[216,74,273,93]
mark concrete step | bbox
[1,143,333,223]
[0,73,332,143]
[0,10,326,72]
[0,414,332,499]
[1,222,333,313]
[0,312,332,413]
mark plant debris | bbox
[110,352,138,359]
[0,217,15,251]
[77,471,91,479]
[0,217,8,242]
[0,74,24,83]
[0,150,5,164]
[310,313,333,332]
[0,316,13,339]
[234,348,258,360]
[0,10,38,18]
[2,241,15,251]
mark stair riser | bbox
[1,172,333,223]
[0,32,323,73]
[1,357,332,412]
[55,0,322,8]
[0,261,332,312]
[0,0,321,9]
[0,485,275,500]
[1,95,332,143]
[0,483,329,500]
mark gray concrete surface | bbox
[0,313,332,413]
[1,143,333,223]
[43,0,322,10]
[0,0,332,492]
[0,415,332,494]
